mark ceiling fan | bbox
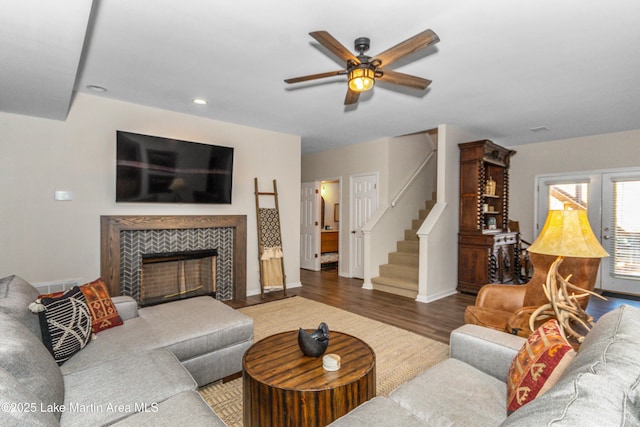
[284,29,439,105]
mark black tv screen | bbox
[116,131,233,204]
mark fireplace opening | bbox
[140,249,217,307]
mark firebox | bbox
[140,249,217,306]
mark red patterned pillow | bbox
[506,319,576,414]
[79,278,124,334]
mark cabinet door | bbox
[458,243,489,292]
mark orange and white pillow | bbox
[506,319,576,414]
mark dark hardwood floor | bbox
[229,267,640,345]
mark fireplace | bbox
[100,215,247,303]
[140,249,218,306]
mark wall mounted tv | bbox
[116,131,234,204]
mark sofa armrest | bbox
[112,296,139,320]
[449,324,525,382]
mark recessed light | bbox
[192,98,208,105]
[86,85,107,93]
[529,126,549,133]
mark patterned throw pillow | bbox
[506,319,576,414]
[33,278,124,334]
[79,278,124,333]
[36,286,92,365]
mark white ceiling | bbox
[3,0,640,153]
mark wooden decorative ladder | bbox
[254,178,286,297]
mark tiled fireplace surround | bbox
[100,215,247,303]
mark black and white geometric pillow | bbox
[35,286,92,365]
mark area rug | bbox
[199,296,449,426]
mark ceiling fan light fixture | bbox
[348,66,375,92]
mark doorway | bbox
[536,168,640,295]
[300,179,342,273]
[320,180,340,271]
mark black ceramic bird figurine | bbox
[298,322,330,357]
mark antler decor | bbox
[529,257,606,343]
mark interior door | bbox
[350,173,378,279]
[601,172,640,294]
[300,181,320,271]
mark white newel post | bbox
[362,229,373,289]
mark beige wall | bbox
[302,134,436,279]
[302,138,390,276]
[509,129,640,242]
[0,93,301,296]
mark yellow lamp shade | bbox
[348,67,375,92]
[528,210,609,258]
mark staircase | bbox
[371,199,436,298]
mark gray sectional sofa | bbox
[0,274,254,426]
[330,304,640,426]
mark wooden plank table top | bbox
[243,330,376,427]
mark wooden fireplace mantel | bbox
[100,215,247,301]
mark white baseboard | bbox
[246,281,302,297]
[415,288,457,304]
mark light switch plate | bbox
[54,191,73,201]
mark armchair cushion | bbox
[475,284,526,312]
[464,306,513,331]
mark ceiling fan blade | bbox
[284,70,344,84]
[378,69,432,90]
[310,31,360,64]
[344,89,360,105]
[374,29,439,68]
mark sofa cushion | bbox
[502,370,640,426]
[61,348,197,426]
[79,278,124,333]
[563,304,640,384]
[506,319,576,414]
[59,316,159,375]
[390,358,507,426]
[111,391,226,426]
[502,305,640,426]
[36,286,93,365]
[0,275,42,337]
[328,397,428,427]
[0,366,61,426]
[137,296,254,361]
[0,312,65,421]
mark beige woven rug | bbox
[199,296,449,426]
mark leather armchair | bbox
[464,252,602,336]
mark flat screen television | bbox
[116,131,234,204]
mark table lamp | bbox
[526,209,609,341]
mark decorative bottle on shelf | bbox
[485,177,496,196]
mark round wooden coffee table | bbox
[243,330,376,427]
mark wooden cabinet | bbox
[458,140,518,294]
[321,231,339,253]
